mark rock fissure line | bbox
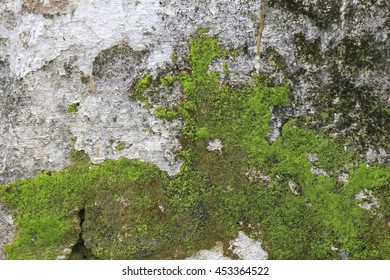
[69,208,95,260]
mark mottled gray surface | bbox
[187,231,268,260]
[0,202,16,260]
[230,231,268,260]
[355,189,379,212]
[186,241,230,260]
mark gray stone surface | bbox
[0,202,17,260]
[206,138,223,153]
[187,231,268,260]
[186,241,230,260]
[355,189,379,212]
[230,231,268,260]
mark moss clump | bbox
[115,141,125,151]
[222,62,230,77]
[130,74,152,103]
[0,153,171,259]
[230,50,238,57]
[160,75,175,86]
[171,51,178,62]
[67,103,79,113]
[154,108,178,120]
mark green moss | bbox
[0,154,170,259]
[171,51,178,62]
[230,50,238,57]
[2,29,390,260]
[144,103,153,110]
[67,103,79,113]
[195,127,210,140]
[222,62,230,77]
[130,74,152,103]
[160,75,175,86]
[115,141,125,151]
[155,107,178,120]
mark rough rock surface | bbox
[0,202,17,260]
[186,241,230,260]
[187,231,268,260]
[0,0,389,259]
[206,138,223,153]
[355,189,379,212]
[230,231,268,260]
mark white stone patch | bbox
[158,204,164,213]
[206,138,223,153]
[338,173,349,183]
[366,147,378,163]
[307,153,318,163]
[186,242,230,260]
[56,248,72,260]
[246,168,271,183]
[267,111,283,143]
[230,231,268,260]
[288,181,300,195]
[147,42,174,74]
[310,166,329,177]
[188,232,268,260]
[365,147,389,164]
[331,245,339,252]
[355,189,379,211]
[7,0,168,77]
[71,93,182,175]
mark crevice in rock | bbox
[68,208,95,260]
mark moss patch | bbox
[67,103,79,113]
[115,141,125,151]
[130,74,152,103]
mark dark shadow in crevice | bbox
[68,208,96,260]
